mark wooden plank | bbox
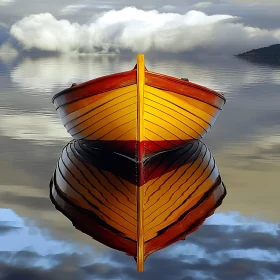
[136,54,145,272]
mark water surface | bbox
[0,53,279,279]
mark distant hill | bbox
[237,44,280,58]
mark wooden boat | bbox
[49,139,226,272]
[52,54,226,160]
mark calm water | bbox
[0,54,280,279]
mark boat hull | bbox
[53,55,226,159]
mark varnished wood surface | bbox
[53,70,137,109]
[50,177,137,256]
[145,71,225,108]
[50,54,227,271]
[50,139,226,271]
[145,179,226,255]
[52,54,226,158]
[136,54,145,271]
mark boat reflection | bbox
[49,139,226,271]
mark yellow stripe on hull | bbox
[57,81,220,144]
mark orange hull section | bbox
[52,55,226,159]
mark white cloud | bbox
[60,4,87,15]
[0,0,14,6]
[0,208,110,269]
[9,7,280,55]
[0,209,73,257]
[206,212,279,236]
[160,5,176,11]
[217,248,280,262]
[0,42,18,62]
[166,243,206,260]
[161,212,280,265]
[192,1,213,8]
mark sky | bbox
[0,0,280,55]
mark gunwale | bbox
[52,64,226,110]
[53,69,137,109]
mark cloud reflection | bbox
[0,209,279,279]
[9,55,280,100]
[0,110,70,144]
[10,55,134,92]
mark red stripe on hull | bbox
[145,72,226,109]
[53,70,137,109]
[52,69,225,110]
